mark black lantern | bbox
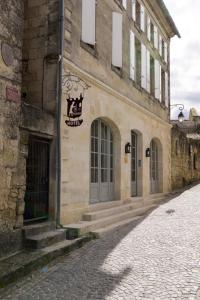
[125,142,131,154]
[146,148,151,157]
[178,111,184,123]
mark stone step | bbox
[82,200,144,221]
[144,194,169,205]
[23,221,56,238]
[0,235,93,287]
[87,200,123,212]
[25,229,66,249]
[92,215,142,238]
[65,204,156,239]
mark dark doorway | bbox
[24,137,50,223]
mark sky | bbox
[164,0,200,119]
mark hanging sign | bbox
[62,73,90,127]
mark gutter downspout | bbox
[56,0,64,227]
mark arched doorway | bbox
[150,138,163,194]
[90,119,114,203]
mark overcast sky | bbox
[164,0,200,119]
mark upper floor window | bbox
[161,69,165,104]
[122,0,127,9]
[150,55,155,97]
[81,0,96,46]
[135,1,141,28]
[135,37,141,85]
[150,22,154,45]
[112,12,123,68]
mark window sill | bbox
[111,65,123,78]
[80,40,98,59]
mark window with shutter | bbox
[154,26,158,49]
[147,16,151,41]
[146,49,150,92]
[150,22,154,45]
[165,72,169,107]
[162,39,165,59]
[141,44,147,89]
[135,1,141,28]
[135,37,141,86]
[159,35,162,56]
[140,4,145,32]
[130,30,135,80]
[161,69,165,104]
[81,0,96,46]
[122,0,127,9]
[112,12,123,68]
[154,60,160,100]
[164,42,168,63]
[150,55,155,96]
[132,0,136,21]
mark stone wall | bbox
[171,126,200,190]
[0,0,24,257]
[23,0,59,113]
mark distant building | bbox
[171,108,200,190]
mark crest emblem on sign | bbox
[62,73,90,127]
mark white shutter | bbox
[146,49,150,92]
[132,0,136,21]
[165,72,169,107]
[122,0,127,9]
[141,44,147,89]
[159,35,162,56]
[154,26,158,49]
[140,4,145,31]
[147,16,151,41]
[82,0,96,45]
[130,30,135,80]
[112,12,123,68]
[159,65,162,102]
[155,60,160,100]
[164,42,168,63]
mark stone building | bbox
[171,108,200,190]
[0,0,180,256]
[0,0,24,257]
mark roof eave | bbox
[157,0,181,38]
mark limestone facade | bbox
[60,0,179,224]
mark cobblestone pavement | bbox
[1,185,200,300]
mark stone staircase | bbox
[23,222,67,250]
[65,193,173,239]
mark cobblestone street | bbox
[1,185,200,299]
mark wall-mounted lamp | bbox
[146,148,151,157]
[170,104,185,123]
[125,142,131,154]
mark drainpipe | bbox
[56,0,64,227]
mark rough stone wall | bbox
[171,127,200,190]
[0,0,25,257]
[23,0,59,113]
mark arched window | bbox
[90,119,114,203]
